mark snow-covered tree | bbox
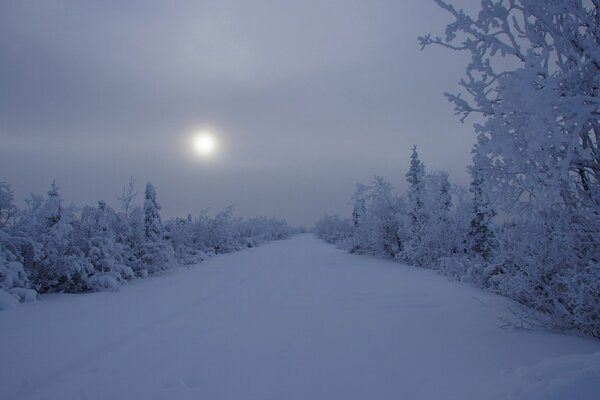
[0,183,30,300]
[0,178,294,305]
[32,182,94,293]
[205,206,242,254]
[165,215,207,265]
[141,182,174,274]
[79,201,134,290]
[144,183,163,243]
[420,0,600,214]
[401,146,429,264]
[118,177,137,219]
[0,182,18,229]
[348,177,402,257]
[421,0,600,335]
[0,200,37,302]
[420,171,455,262]
[466,165,496,260]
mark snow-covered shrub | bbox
[489,210,600,336]
[0,183,36,301]
[0,289,18,310]
[0,182,18,229]
[0,234,36,302]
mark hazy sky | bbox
[0,0,478,226]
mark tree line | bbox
[316,0,600,338]
[0,178,295,306]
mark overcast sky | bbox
[0,0,478,226]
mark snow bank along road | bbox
[1,234,599,400]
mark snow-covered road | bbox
[1,234,599,400]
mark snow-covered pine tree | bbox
[466,165,496,260]
[144,183,162,243]
[79,201,134,290]
[141,182,174,274]
[420,171,454,262]
[110,178,145,275]
[370,176,402,258]
[0,182,18,229]
[34,182,94,293]
[401,145,429,265]
[349,183,369,254]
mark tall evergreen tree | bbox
[466,165,496,260]
[403,145,428,264]
[144,183,162,242]
[141,182,174,274]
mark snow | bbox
[8,287,38,303]
[488,352,600,400]
[1,234,599,400]
[0,289,18,310]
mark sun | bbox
[192,131,218,157]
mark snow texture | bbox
[1,234,598,400]
[488,352,600,400]
[0,288,18,310]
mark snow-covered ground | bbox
[1,234,599,400]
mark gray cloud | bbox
[1,0,477,225]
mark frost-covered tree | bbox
[420,0,600,214]
[447,184,472,255]
[466,165,496,260]
[32,182,94,293]
[141,182,174,274]
[79,201,134,290]
[165,215,207,265]
[0,184,36,302]
[369,177,403,258]
[0,178,294,305]
[0,241,32,303]
[349,184,369,253]
[118,177,137,219]
[205,206,242,254]
[348,177,402,257]
[420,171,455,262]
[401,146,429,264]
[144,183,162,242]
[0,182,18,229]
[421,0,600,335]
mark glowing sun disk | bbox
[192,132,218,157]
